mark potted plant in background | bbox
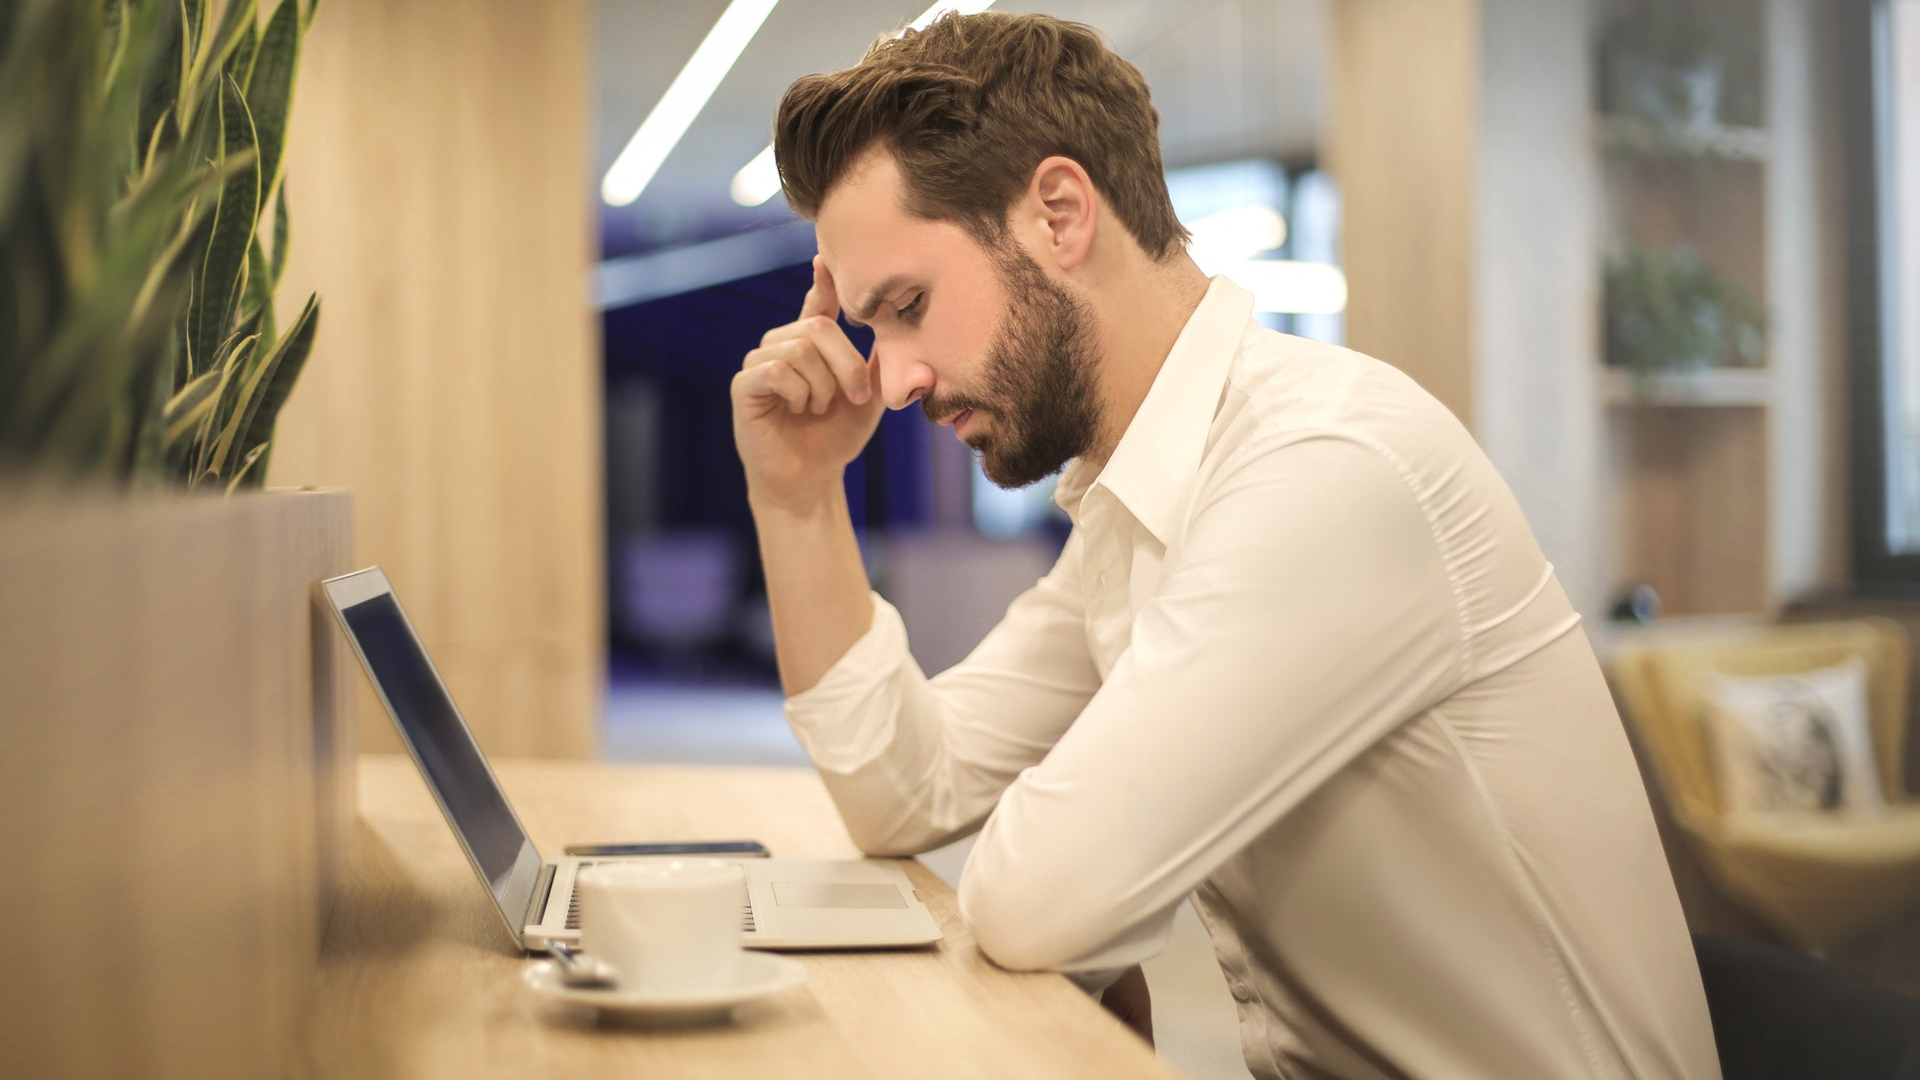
[1599,0,1764,136]
[1603,242,1768,396]
[0,4,356,1074]
[2,0,319,491]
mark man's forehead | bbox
[815,150,911,271]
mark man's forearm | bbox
[750,486,875,697]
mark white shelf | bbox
[1596,115,1771,162]
[1601,366,1773,407]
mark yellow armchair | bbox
[1611,619,1920,950]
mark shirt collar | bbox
[1053,277,1254,543]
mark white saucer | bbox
[523,952,807,1024]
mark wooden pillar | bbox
[270,0,602,757]
[1327,0,1481,429]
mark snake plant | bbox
[0,0,320,492]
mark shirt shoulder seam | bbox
[1223,418,1479,690]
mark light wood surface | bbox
[1607,406,1771,616]
[1328,0,1479,429]
[307,755,1185,1080]
[0,491,356,1080]
[268,0,603,760]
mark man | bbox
[731,12,1720,1080]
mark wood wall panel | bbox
[1328,0,1480,428]
[1610,407,1771,616]
[269,0,601,758]
[0,491,355,1080]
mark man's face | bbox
[817,152,1099,489]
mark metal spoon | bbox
[547,940,618,988]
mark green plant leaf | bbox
[129,332,179,484]
[226,441,269,494]
[102,0,132,114]
[176,75,222,369]
[209,333,274,474]
[177,0,206,121]
[226,18,258,89]
[248,0,303,206]
[242,234,278,355]
[185,0,256,113]
[230,291,318,475]
[192,74,260,374]
[193,327,258,482]
[135,0,184,163]
[162,365,223,447]
[270,179,289,286]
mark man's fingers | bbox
[797,255,840,322]
[797,318,871,403]
[738,345,839,414]
[783,340,839,414]
[734,357,813,415]
[754,318,871,405]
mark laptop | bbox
[321,566,943,952]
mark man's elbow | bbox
[848,828,921,858]
[842,814,970,859]
[959,872,1099,972]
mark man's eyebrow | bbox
[845,274,912,328]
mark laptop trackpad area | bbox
[772,881,908,909]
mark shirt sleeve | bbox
[957,433,1470,973]
[783,529,1105,856]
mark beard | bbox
[923,245,1101,489]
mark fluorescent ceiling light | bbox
[1185,204,1288,264]
[730,144,782,207]
[727,0,996,207]
[909,0,997,31]
[1203,260,1348,315]
[603,0,782,208]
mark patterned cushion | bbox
[1699,657,1885,816]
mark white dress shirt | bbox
[785,279,1721,1080]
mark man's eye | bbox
[896,294,924,321]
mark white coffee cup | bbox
[576,859,746,994]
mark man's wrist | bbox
[747,479,846,522]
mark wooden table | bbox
[301,755,1188,1079]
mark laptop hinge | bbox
[525,863,557,928]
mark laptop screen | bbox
[326,569,543,939]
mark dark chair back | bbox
[1695,933,1920,1080]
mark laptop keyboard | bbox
[564,862,756,933]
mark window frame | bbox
[1844,0,1920,583]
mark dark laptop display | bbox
[334,588,537,902]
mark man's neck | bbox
[1079,251,1212,467]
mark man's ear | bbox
[1022,156,1096,272]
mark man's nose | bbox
[874,348,935,411]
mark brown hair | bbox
[773,12,1189,260]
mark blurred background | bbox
[256,0,1919,1060]
[8,0,1912,1075]
[255,1,1920,1072]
